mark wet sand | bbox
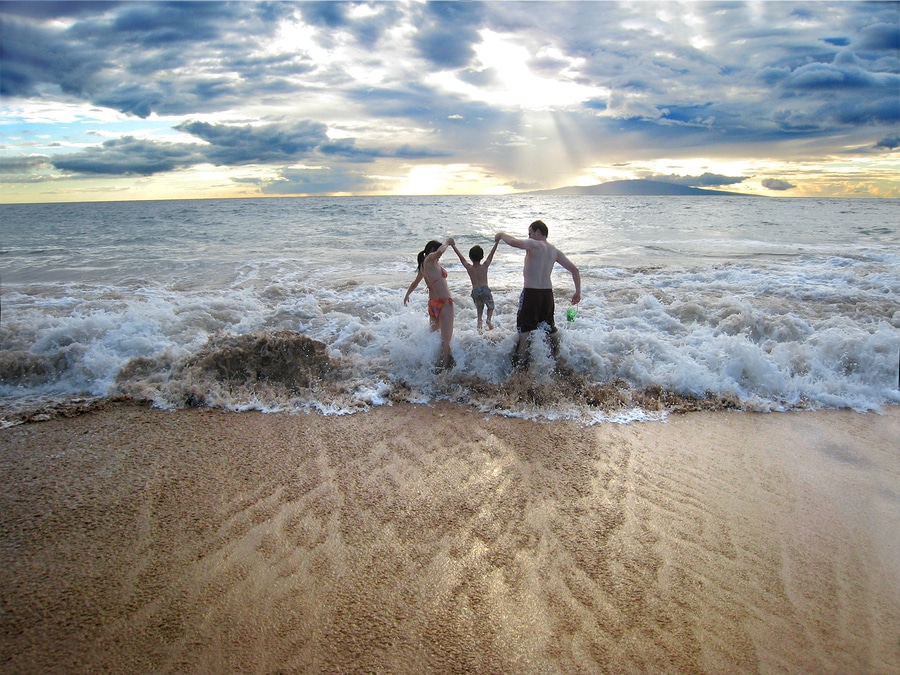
[1,402,898,674]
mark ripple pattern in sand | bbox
[1,403,897,674]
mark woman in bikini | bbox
[404,238,455,369]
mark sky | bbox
[1,1,898,203]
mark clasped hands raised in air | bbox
[406,221,581,370]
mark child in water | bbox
[404,238,455,368]
[451,239,499,332]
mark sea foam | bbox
[2,196,898,424]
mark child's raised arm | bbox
[483,239,500,268]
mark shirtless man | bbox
[495,220,581,366]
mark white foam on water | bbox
[2,196,898,424]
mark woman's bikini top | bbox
[425,266,447,290]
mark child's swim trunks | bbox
[516,288,556,333]
[470,285,494,311]
[428,297,453,318]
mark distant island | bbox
[524,179,747,196]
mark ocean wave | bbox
[2,313,897,427]
[3,196,899,425]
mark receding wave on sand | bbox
[1,402,898,674]
[1,330,749,429]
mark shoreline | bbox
[2,402,898,674]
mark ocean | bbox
[1,195,898,425]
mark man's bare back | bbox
[521,239,563,289]
[496,222,581,303]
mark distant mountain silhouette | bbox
[525,179,747,196]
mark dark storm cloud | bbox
[0,12,101,98]
[0,2,119,20]
[49,120,334,176]
[261,166,380,195]
[177,119,449,165]
[0,1,289,111]
[412,1,487,68]
[0,154,50,173]
[296,0,348,28]
[108,2,231,44]
[297,0,401,48]
[857,21,900,51]
[175,120,329,165]
[762,178,796,191]
[771,60,897,93]
[42,119,448,177]
[51,137,204,175]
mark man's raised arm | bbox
[496,232,527,249]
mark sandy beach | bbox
[1,402,898,674]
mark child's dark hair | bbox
[417,240,441,271]
[469,245,484,262]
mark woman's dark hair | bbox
[417,240,441,271]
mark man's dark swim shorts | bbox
[516,288,557,333]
